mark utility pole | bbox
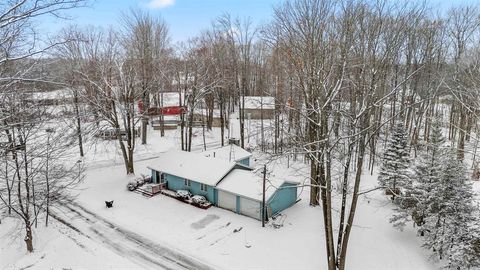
[262,164,266,227]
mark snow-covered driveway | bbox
[51,200,216,270]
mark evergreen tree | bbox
[391,118,480,268]
[422,151,479,268]
[390,117,445,229]
[409,118,445,228]
[378,121,410,201]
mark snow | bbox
[64,157,436,270]
[1,121,440,270]
[216,169,296,201]
[147,149,238,186]
[202,144,252,163]
[0,217,142,270]
[192,107,221,116]
[241,96,275,110]
[29,89,72,100]
[160,92,184,107]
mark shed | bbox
[147,150,250,203]
[241,96,275,119]
[215,169,299,220]
[202,144,252,166]
[25,89,73,106]
[192,108,223,127]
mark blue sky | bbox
[40,0,478,43]
[41,0,280,42]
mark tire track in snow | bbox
[52,201,217,270]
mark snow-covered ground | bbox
[1,125,441,269]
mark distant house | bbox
[24,89,73,106]
[241,96,275,119]
[202,144,252,167]
[147,150,299,220]
[191,108,223,128]
[159,92,184,107]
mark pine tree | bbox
[391,118,444,229]
[378,121,410,201]
[391,118,480,268]
[422,150,479,268]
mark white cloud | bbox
[147,0,175,9]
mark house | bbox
[150,116,180,130]
[147,149,299,221]
[216,169,299,220]
[241,96,275,119]
[192,108,223,128]
[24,89,73,106]
[202,144,252,167]
[147,150,251,203]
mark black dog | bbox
[105,200,114,208]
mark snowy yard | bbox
[1,128,439,270]
[4,0,480,269]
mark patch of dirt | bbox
[191,214,220,230]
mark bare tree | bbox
[0,0,88,252]
[121,9,170,143]
[217,14,257,148]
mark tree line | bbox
[2,0,480,269]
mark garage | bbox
[215,169,299,220]
[239,197,260,219]
[217,190,237,212]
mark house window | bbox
[200,183,207,192]
[184,179,191,187]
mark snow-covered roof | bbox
[193,108,222,118]
[160,92,184,107]
[29,89,72,100]
[202,144,252,163]
[216,169,298,201]
[241,96,275,110]
[147,150,236,186]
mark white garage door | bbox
[217,190,237,212]
[240,197,260,219]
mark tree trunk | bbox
[457,108,466,160]
[338,113,369,270]
[220,94,225,147]
[25,223,33,252]
[239,95,245,148]
[73,89,84,157]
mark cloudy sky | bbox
[41,0,478,43]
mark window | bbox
[184,179,191,187]
[200,183,207,192]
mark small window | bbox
[184,179,191,187]
[200,183,207,192]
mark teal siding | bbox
[165,174,185,191]
[236,196,241,214]
[156,172,215,202]
[268,183,298,215]
[151,169,157,183]
[150,168,297,221]
[189,180,215,202]
[238,158,250,166]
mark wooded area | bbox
[2,0,480,269]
